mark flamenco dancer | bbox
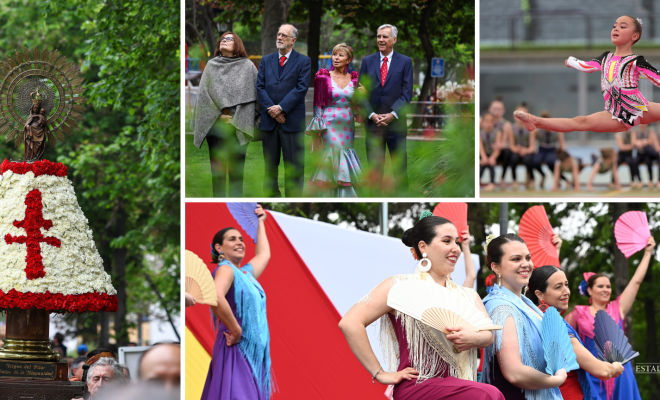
[515,16,660,134]
[305,43,366,197]
[201,205,273,400]
[339,213,504,400]
[526,266,624,400]
[564,237,655,400]
[481,234,566,400]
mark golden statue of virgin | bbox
[0,47,87,161]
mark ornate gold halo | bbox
[0,46,87,148]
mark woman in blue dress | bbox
[306,43,366,197]
[564,236,655,400]
[201,204,272,400]
[481,234,566,400]
[526,265,624,400]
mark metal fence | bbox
[481,11,660,48]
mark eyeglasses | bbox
[220,37,234,43]
[276,33,290,39]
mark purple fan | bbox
[227,202,259,243]
[594,310,639,365]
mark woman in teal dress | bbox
[306,43,365,197]
[201,204,272,400]
[481,234,566,400]
[564,236,655,400]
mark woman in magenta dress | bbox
[515,16,660,134]
[339,212,504,400]
[564,236,655,400]
[201,204,272,400]
[305,43,365,197]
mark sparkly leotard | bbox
[567,51,660,129]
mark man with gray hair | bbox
[359,23,413,195]
[256,23,311,197]
[70,355,87,381]
[82,357,126,399]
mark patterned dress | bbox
[567,52,660,128]
[306,78,363,197]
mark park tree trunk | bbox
[261,0,291,57]
[416,0,438,129]
[611,202,636,340]
[99,238,112,348]
[307,0,323,85]
[112,198,129,347]
[202,3,217,58]
[644,260,660,397]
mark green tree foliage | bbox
[0,1,180,346]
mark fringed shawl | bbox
[564,321,592,400]
[313,68,359,108]
[360,271,480,383]
[481,284,562,400]
[212,261,272,398]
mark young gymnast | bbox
[514,16,660,133]
[507,104,537,189]
[553,149,582,191]
[479,112,503,191]
[586,148,621,191]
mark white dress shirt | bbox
[276,49,293,112]
[368,50,398,121]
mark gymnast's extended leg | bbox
[515,110,629,133]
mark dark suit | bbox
[359,51,413,194]
[256,49,311,197]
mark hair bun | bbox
[402,228,415,247]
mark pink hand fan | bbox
[614,211,650,258]
[433,203,468,242]
[518,205,559,269]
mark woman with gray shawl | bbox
[193,32,260,197]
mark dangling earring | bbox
[538,300,549,313]
[589,297,592,305]
[219,251,225,261]
[497,275,501,286]
[418,253,432,272]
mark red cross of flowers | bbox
[5,189,61,280]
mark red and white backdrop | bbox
[185,203,478,399]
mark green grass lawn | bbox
[185,126,427,198]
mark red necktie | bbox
[280,56,286,67]
[381,56,388,86]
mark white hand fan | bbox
[185,250,219,306]
[387,280,501,334]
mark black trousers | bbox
[617,150,640,182]
[498,149,512,181]
[366,127,409,195]
[261,124,304,197]
[638,146,659,181]
[533,147,557,178]
[508,152,535,181]
[206,122,248,197]
[480,164,495,184]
